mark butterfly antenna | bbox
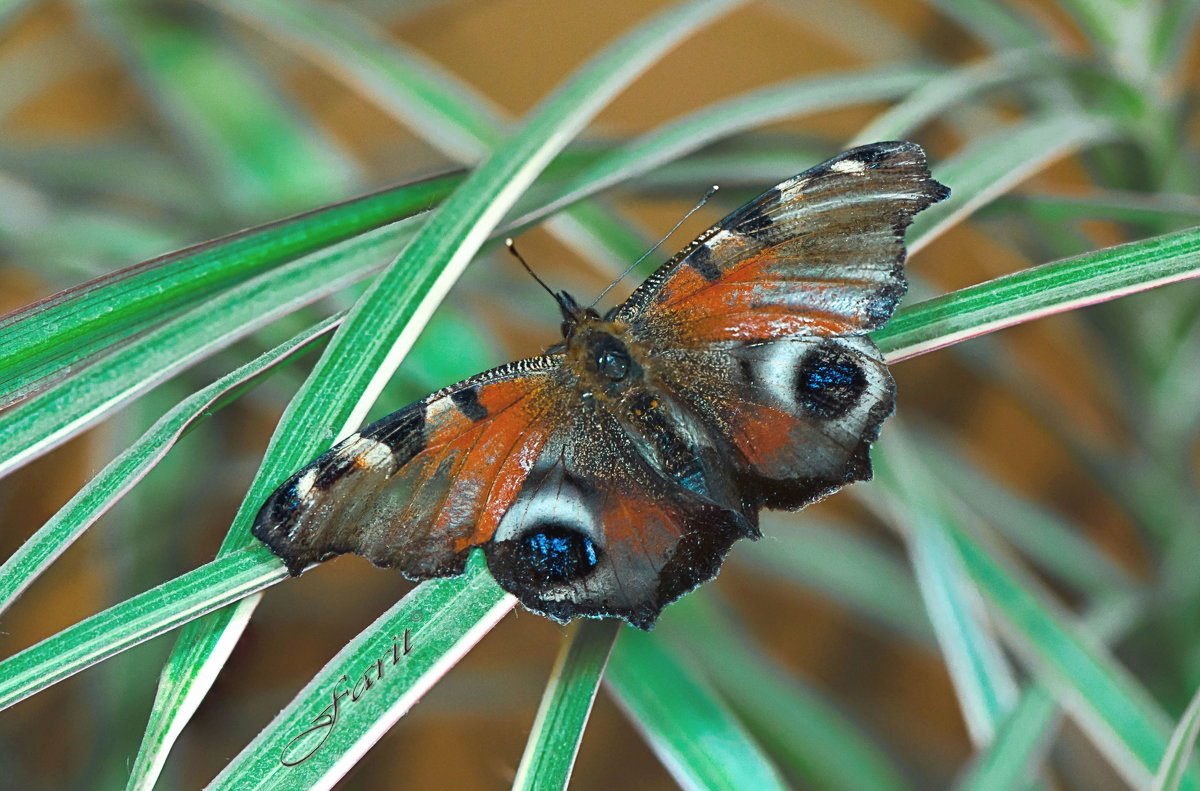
[507,238,575,317]
[589,184,719,308]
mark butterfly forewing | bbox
[617,141,945,513]
[618,141,948,344]
[252,357,568,579]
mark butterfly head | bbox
[556,290,601,339]
[561,308,643,401]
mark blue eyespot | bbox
[801,360,856,390]
[519,526,599,585]
[796,347,867,419]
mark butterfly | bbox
[252,141,949,630]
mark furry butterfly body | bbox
[252,141,949,629]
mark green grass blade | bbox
[84,0,356,211]
[1153,0,1200,70]
[511,621,619,791]
[872,432,1020,745]
[921,0,1052,49]
[139,1,746,786]
[660,593,916,791]
[0,219,418,478]
[1153,682,1200,791]
[0,547,284,712]
[0,171,185,281]
[850,49,1055,145]
[909,114,1115,253]
[949,518,1193,790]
[205,554,512,790]
[1052,0,1129,52]
[954,684,1060,791]
[909,524,1019,743]
[540,198,655,274]
[0,171,460,409]
[0,0,34,27]
[985,190,1200,227]
[0,144,204,216]
[206,0,648,281]
[770,0,920,61]
[872,427,1195,790]
[513,64,937,227]
[606,627,788,791]
[915,436,1138,599]
[0,314,340,615]
[878,225,1200,362]
[126,594,261,791]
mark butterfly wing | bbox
[622,141,947,505]
[615,141,948,341]
[253,349,755,629]
[479,393,757,629]
[252,355,570,580]
[645,334,895,509]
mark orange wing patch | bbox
[650,244,879,343]
[252,356,565,580]
[406,378,559,552]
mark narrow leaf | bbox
[879,225,1200,362]
[512,64,937,227]
[954,684,1060,791]
[85,0,356,211]
[0,314,340,615]
[205,555,512,791]
[511,620,619,791]
[0,547,284,712]
[0,220,418,478]
[660,593,916,791]
[607,628,788,791]
[872,430,1020,745]
[1152,682,1200,791]
[0,172,459,409]
[909,114,1115,253]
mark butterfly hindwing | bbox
[480,398,756,629]
[648,334,895,509]
[252,356,569,579]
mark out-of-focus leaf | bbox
[659,593,916,791]
[84,0,357,212]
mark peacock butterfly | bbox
[252,141,949,629]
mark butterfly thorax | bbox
[558,314,721,499]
